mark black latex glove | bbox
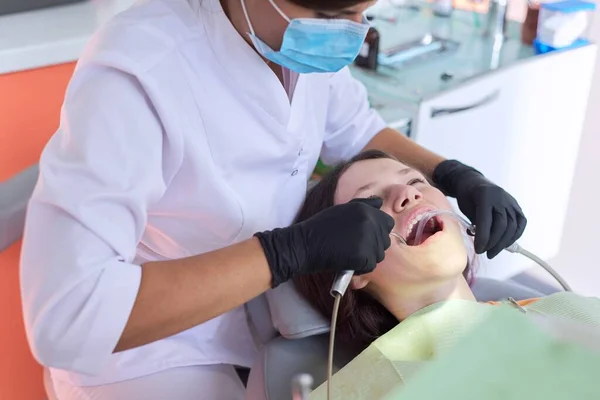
[433,160,527,259]
[255,197,395,288]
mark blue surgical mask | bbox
[240,0,370,74]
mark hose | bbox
[504,242,572,292]
[328,232,406,399]
[414,210,572,292]
[327,294,342,400]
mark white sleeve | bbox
[20,65,170,375]
[320,67,387,165]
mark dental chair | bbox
[245,272,563,400]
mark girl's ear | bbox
[351,275,369,290]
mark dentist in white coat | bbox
[20,0,527,398]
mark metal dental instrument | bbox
[507,297,527,313]
[291,374,314,400]
[327,231,407,400]
[413,210,572,292]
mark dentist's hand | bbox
[433,160,527,259]
[255,197,395,288]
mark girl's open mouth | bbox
[405,215,444,246]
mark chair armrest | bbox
[246,335,354,400]
[0,164,38,252]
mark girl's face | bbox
[334,158,469,288]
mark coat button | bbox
[291,169,298,176]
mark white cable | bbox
[327,294,342,400]
[327,232,406,399]
[504,243,572,292]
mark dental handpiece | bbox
[330,231,407,298]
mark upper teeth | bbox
[406,213,427,238]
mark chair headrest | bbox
[263,277,552,340]
[265,281,330,339]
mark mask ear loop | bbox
[266,0,292,23]
[239,0,257,35]
[240,0,291,38]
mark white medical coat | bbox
[20,0,387,386]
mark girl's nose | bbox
[390,185,423,214]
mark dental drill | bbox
[325,211,572,399]
[327,232,407,400]
[330,231,407,297]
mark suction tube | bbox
[413,210,572,292]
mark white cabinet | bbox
[412,45,597,280]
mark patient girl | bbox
[295,149,477,353]
[294,150,600,399]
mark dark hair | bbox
[293,150,474,355]
[288,0,370,11]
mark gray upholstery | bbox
[245,294,278,346]
[511,271,563,295]
[245,276,563,400]
[265,281,330,339]
[0,164,38,252]
[471,276,545,301]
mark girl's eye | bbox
[367,194,381,200]
[316,12,338,19]
[408,178,426,186]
